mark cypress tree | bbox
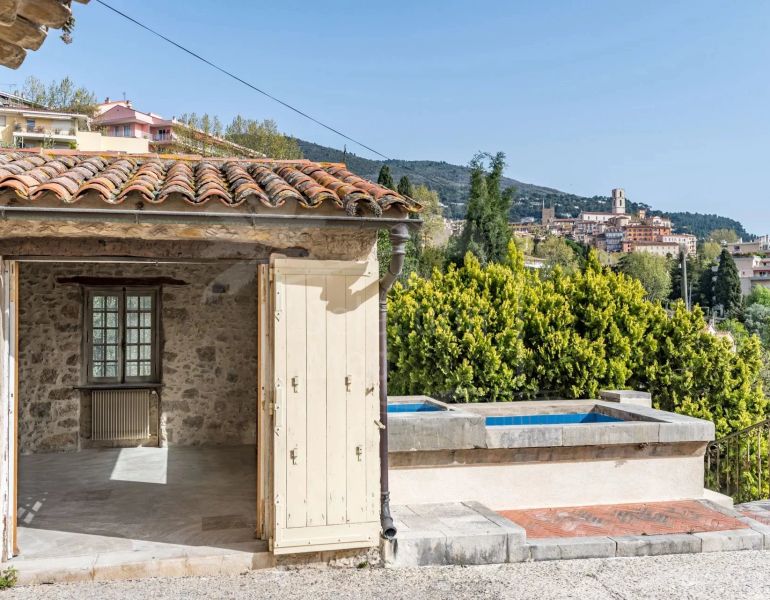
[454,152,514,264]
[714,248,742,316]
[377,165,395,190]
[397,175,413,197]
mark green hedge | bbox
[388,244,766,437]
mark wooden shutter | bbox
[0,259,18,560]
[270,257,380,554]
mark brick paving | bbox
[499,500,746,538]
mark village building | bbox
[0,148,421,564]
[93,99,263,158]
[0,90,149,153]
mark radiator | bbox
[92,389,151,441]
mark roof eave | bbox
[0,205,422,231]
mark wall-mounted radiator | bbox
[92,389,151,441]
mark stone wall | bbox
[19,261,259,453]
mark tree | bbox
[747,286,770,308]
[617,252,672,302]
[714,249,742,316]
[224,117,302,159]
[744,304,770,347]
[397,176,413,197]
[377,165,395,190]
[453,152,515,264]
[708,228,740,244]
[20,76,97,115]
[534,236,579,274]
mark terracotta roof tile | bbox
[0,150,420,217]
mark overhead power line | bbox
[94,0,448,190]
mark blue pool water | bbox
[485,412,622,426]
[387,402,444,413]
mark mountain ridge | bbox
[295,139,752,240]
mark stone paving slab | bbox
[387,499,770,568]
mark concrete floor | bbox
[17,445,261,560]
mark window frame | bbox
[83,286,160,386]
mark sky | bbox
[5,1,770,233]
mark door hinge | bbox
[268,537,274,552]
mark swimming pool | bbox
[485,412,622,426]
[387,402,444,413]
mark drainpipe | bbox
[378,222,410,540]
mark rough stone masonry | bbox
[18,261,258,453]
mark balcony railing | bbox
[705,417,770,503]
[12,124,74,136]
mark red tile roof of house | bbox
[0,150,421,217]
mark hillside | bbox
[296,139,752,239]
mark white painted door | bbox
[270,257,380,554]
[0,259,18,560]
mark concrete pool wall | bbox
[387,392,717,510]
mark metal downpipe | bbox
[378,223,410,540]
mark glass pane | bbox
[140,296,152,310]
[140,362,151,376]
[106,329,119,344]
[106,346,117,361]
[127,346,137,360]
[126,363,138,377]
[93,312,103,328]
[127,296,139,310]
[140,329,151,344]
[93,329,103,344]
[127,313,138,327]
[106,296,118,310]
[140,313,151,327]
[106,313,118,328]
[139,345,151,360]
[92,363,104,378]
[92,296,104,309]
[127,329,138,344]
[93,346,104,361]
[105,363,117,378]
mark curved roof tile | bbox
[0,150,422,217]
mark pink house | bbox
[93,100,175,144]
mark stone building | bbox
[0,148,420,564]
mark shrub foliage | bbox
[388,244,766,436]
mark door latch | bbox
[355,445,363,461]
[345,375,352,391]
[291,376,300,393]
[290,447,299,464]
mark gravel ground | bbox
[7,551,770,600]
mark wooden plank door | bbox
[270,257,380,555]
[0,259,18,560]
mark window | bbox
[26,119,35,131]
[0,116,6,126]
[123,125,131,137]
[85,288,159,384]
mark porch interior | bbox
[18,445,263,560]
[15,258,264,562]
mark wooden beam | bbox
[55,276,190,287]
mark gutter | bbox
[0,205,421,230]
[377,222,411,540]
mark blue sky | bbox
[6,1,770,232]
